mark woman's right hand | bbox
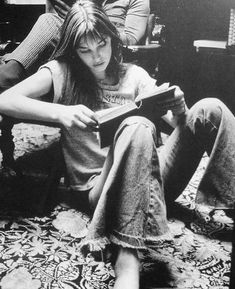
[59,104,99,131]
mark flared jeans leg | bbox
[159,98,235,210]
[83,116,171,253]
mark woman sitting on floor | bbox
[0,0,150,176]
[0,1,235,288]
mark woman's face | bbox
[76,34,112,80]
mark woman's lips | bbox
[94,62,104,67]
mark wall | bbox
[0,2,45,43]
[1,0,235,109]
[150,0,235,108]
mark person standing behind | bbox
[0,0,149,87]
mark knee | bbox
[115,116,157,146]
[37,13,57,23]
[189,98,225,126]
[0,60,25,90]
[36,13,63,28]
[120,116,156,134]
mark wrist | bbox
[51,104,64,125]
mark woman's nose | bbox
[93,50,102,62]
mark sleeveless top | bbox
[40,60,156,191]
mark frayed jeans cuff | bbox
[110,230,147,250]
[110,230,173,250]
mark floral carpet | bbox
[0,125,233,289]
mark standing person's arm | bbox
[46,0,72,18]
[121,0,150,45]
[103,0,150,45]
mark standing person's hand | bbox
[51,0,72,19]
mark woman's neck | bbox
[97,73,118,86]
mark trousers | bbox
[3,13,63,74]
[160,97,235,210]
[81,98,235,252]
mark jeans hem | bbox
[79,236,110,255]
[110,229,173,250]
[110,233,147,250]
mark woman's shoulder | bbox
[40,59,70,83]
[40,59,68,73]
[40,59,69,103]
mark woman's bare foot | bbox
[113,247,140,289]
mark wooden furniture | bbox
[123,13,164,79]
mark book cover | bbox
[97,86,176,148]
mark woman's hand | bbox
[59,104,99,131]
[159,86,188,128]
[156,86,187,116]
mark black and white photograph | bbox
[0,0,234,288]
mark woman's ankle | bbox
[114,247,140,289]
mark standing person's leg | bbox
[3,13,63,75]
[87,116,171,289]
[159,98,235,217]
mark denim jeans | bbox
[81,98,235,252]
[160,98,235,210]
[81,116,171,253]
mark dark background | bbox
[150,0,235,110]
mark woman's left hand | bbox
[156,86,187,116]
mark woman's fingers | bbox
[77,105,99,127]
[79,105,98,122]
[61,105,98,130]
[155,86,186,115]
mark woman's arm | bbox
[0,69,98,130]
[0,69,57,122]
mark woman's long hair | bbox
[51,0,123,109]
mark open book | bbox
[96,85,176,148]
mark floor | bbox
[0,123,233,289]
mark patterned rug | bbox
[0,203,232,289]
[0,126,233,289]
